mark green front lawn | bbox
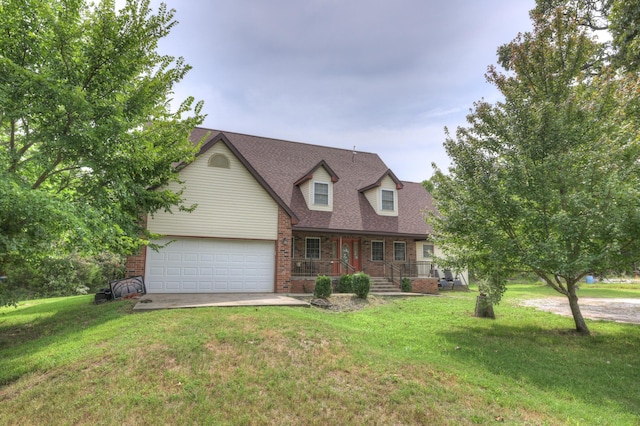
[1,284,639,425]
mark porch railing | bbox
[384,262,403,287]
[403,261,436,278]
[291,259,435,279]
[384,261,435,284]
[291,258,355,277]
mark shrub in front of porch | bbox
[313,275,332,299]
[352,273,370,299]
[401,277,412,292]
[337,274,353,293]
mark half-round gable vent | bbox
[208,153,230,168]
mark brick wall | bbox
[290,278,317,293]
[410,278,438,294]
[125,245,147,278]
[291,231,417,278]
[275,206,293,293]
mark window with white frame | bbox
[371,241,384,261]
[393,241,406,261]
[381,189,395,211]
[422,244,434,258]
[313,182,329,205]
[305,237,321,259]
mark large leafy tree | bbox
[431,1,640,335]
[0,0,204,278]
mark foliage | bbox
[336,274,353,293]
[0,0,205,291]
[313,275,332,298]
[421,177,434,193]
[609,0,640,70]
[400,277,412,292]
[352,272,370,299]
[3,253,124,299]
[430,1,640,335]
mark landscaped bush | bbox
[352,272,370,299]
[313,275,333,298]
[401,277,412,292]
[337,274,353,293]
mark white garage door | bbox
[145,238,275,293]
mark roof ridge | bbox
[194,126,380,157]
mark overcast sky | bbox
[138,0,535,182]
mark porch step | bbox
[369,277,401,293]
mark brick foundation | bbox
[290,278,317,294]
[410,278,438,294]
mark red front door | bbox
[332,238,361,274]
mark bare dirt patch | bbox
[309,294,389,312]
[520,297,640,324]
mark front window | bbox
[381,189,394,211]
[393,242,406,261]
[306,237,321,259]
[422,244,434,258]
[371,241,384,261]
[314,182,329,205]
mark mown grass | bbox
[1,283,639,425]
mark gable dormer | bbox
[295,160,339,212]
[359,170,403,217]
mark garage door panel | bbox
[184,253,198,262]
[198,281,213,290]
[145,238,275,293]
[166,281,181,290]
[183,281,197,290]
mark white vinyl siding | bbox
[299,166,333,211]
[363,175,398,217]
[147,143,279,240]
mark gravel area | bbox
[520,297,640,324]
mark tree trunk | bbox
[474,294,495,319]
[567,282,590,335]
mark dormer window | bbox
[314,182,329,205]
[381,189,395,211]
[359,171,401,217]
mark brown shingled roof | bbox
[190,128,434,238]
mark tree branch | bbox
[32,155,63,189]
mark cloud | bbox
[148,0,534,180]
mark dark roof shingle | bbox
[191,128,434,237]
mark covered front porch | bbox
[290,257,436,281]
[288,232,439,293]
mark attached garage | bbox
[145,237,275,293]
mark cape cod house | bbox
[125,128,460,294]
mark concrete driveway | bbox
[133,293,309,310]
